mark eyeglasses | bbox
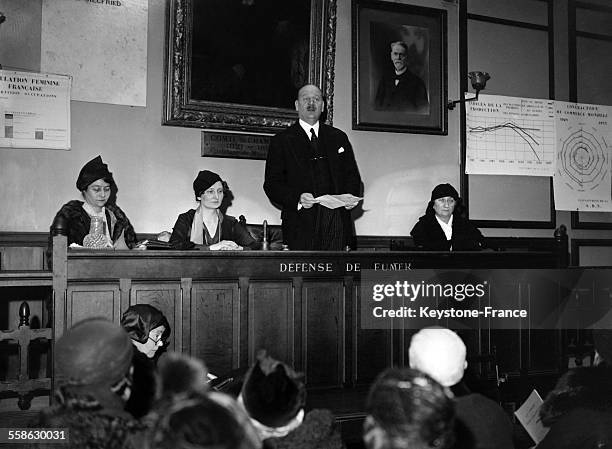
[148,334,164,346]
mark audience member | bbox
[409,327,514,449]
[35,318,144,449]
[121,304,171,418]
[537,329,612,449]
[145,391,261,449]
[239,350,344,449]
[156,351,209,400]
[363,367,455,449]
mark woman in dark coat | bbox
[410,183,484,251]
[169,170,259,250]
[48,155,137,259]
[121,304,171,419]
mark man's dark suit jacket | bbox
[374,68,428,111]
[264,122,361,250]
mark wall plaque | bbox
[201,131,271,160]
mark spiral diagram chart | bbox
[557,127,609,192]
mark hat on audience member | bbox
[593,329,612,365]
[76,155,114,191]
[158,352,209,398]
[121,304,171,345]
[409,327,467,387]
[193,170,222,199]
[55,317,133,388]
[430,183,459,202]
[241,350,306,428]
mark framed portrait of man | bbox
[352,0,447,134]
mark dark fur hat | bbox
[158,352,209,398]
[241,350,306,428]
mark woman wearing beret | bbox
[410,183,484,251]
[169,170,259,250]
[121,304,170,419]
[49,155,137,250]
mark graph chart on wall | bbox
[465,94,555,176]
[553,101,612,211]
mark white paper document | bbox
[514,389,549,444]
[0,70,71,150]
[315,194,363,209]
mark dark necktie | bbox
[310,128,322,159]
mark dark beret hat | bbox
[193,170,222,198]
[76,155,114,191]
[431,183,459,202]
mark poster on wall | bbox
[553,101,612,211]
[40,0,147,106]
[465,94,556,176]
[0,70,71,150]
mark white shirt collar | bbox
[435,214,453,241]
[299,119,319,139]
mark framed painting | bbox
[163,0,337,134]
[352,0,447,134]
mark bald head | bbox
[295,84,324,125]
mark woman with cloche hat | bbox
[169,170,258,250]
[410,183,484,251]
[49,155,137,251]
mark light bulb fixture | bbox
[447,71,490,110]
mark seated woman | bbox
[49,155,137,250]
[410,183,484,251]
[169,170,259,250]
[121,304,171,418]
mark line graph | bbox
[465,95,556,176]
[469,121,542,161]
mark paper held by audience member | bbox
[514,389,549,444]
[315,194,363,209]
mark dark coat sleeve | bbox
[169,211,196,250]
[263,133,304,211]
[223,215,261,250]
[452,216,485,251]
[337,132,362,196]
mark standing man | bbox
[264,84,362,250]
[374,41,428,111]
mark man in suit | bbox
[374,41,428,111]
[264,84,362,250]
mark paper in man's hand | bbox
[315,194,363,209]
